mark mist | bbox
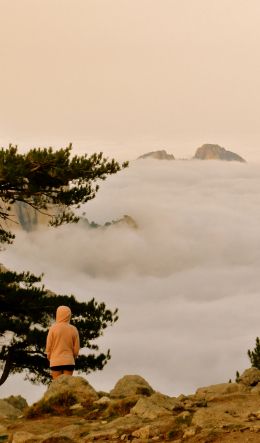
[1,159,260,403]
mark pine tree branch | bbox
[0,348,13,386]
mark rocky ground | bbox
[1,369,260,442]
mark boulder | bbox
[27,375,98,416]
[85,415,145,440]
[192,406,241,430]
[93,396,111,405]
[0,399,22,418]
[3,395,28,411]
[132,425,150,439]
[131,397,172,420]
[251,384,260,394]
[238,368,260,387]
[183,427,197,439]
[110,375,154,398]
[149,392,178,411]
[43,375,98,406]
[148,416,181,439]
[195,382,241,400]
[40,424,81,442]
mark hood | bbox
[56,306,71,323]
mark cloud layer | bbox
[2,159,260,402]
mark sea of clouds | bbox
[1,159,260,403]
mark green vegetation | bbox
[235,337,260,383]
[248,337,260,369]
[26,391,78,417]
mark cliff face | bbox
[138,150,175,160]
[8,202,138,233]
[193,144,246,162]
[8,202,58,232]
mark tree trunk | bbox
[0,349,13,385]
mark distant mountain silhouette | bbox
[138,150,175,160]
[79,214,138,230]
[193,144,246,162]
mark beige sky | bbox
[0,0,260,160]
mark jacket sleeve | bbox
[45,328,53,361]
[73,328,80,358]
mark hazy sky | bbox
[0,0,260,160]
[2,160,260,403]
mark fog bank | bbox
[1,160,260,403]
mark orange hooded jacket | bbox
[45,306,80,367]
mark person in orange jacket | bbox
[46,305,80,380]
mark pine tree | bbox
[0,144,127,385]
[248,337,260,369]
[0,143,128,243]
[0,269,118,385]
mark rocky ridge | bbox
[138,150,175,160]
[193,144,246,162]
[79,214,138,230]
[138,144,246,163]
[2,369,260,442]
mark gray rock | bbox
[195,382,241,400]
[251,383,260,394]
[138,150,175,160]
[110,375,154,398]
[42,374,98,406]
[239,368,260,387]
[148,416,180,438]
[193,144,246,162]
[86,415,144,439]
[3,395,28,411]
[94,395,111,405]
[0,399,22,418]
[131,397,172,420]
[40,424,81,442]
[84,428,118,441]
[192,406,239,430]
[132,425,150,439]
[149,392,178,411]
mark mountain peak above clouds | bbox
[193,144,246,162]
[138,149,175,160]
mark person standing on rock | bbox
[46,305,80,380]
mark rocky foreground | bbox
[1,369,260,442]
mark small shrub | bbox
[82,404,106,420]
[97,391,110,398]
[248,337,260,369]
[165,428,183,440]
[25,392,77,418]
[175,413,193,427]
[103,396,139,418]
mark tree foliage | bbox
[0,269,118,385]
[0,143,128,242]
[0,144,127,385]
[248,337,260,369]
